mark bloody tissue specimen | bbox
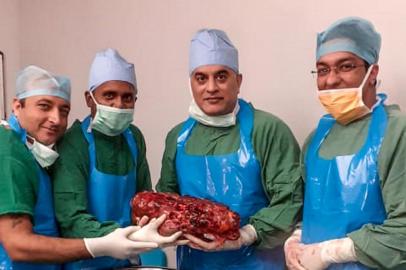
[131,191,240,245]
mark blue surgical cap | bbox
[16,65,71,102]
[316,17,381,65]
[88,48,137,92]
[189,29,239,75]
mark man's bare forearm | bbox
[0,214,91,263]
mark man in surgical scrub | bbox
[52,48,182,270]
[0,65,157,270]
[284,17,406,270]
[157,28,303,270]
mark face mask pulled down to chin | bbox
[26,136,59,168]
[318,65,374,125]
[188,99,240,127]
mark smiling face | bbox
[13,95,70,145]
[190,65,242,116]
[316,52,370,91]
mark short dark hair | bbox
[18,99,26,108]
[364,60,370,70]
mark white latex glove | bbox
[284,229,306,270]
[134,215,189,248]
[299,237,357,270]
[84,226,158,259]
[128,214,183,246]
[184,224,257,252]
[133,215,149,226]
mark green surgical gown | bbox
[302,105,406,269]
[157,103,303,249]
[0,127,39,218]
[52,120,152,238]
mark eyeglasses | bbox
[311,63,366,77]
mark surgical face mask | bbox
[318,65,374,125]
[188,99,239,127]
[26,136,59,168]
[89,92,134,136]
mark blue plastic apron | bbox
[0,114,61,270]
[302,94,388,270]
[64,115,137,270]
[175,99,285,270]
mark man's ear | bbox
[12,98,22,117]
[85,91,93,108]
[370,65,379,86]
[236,73,243,93]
